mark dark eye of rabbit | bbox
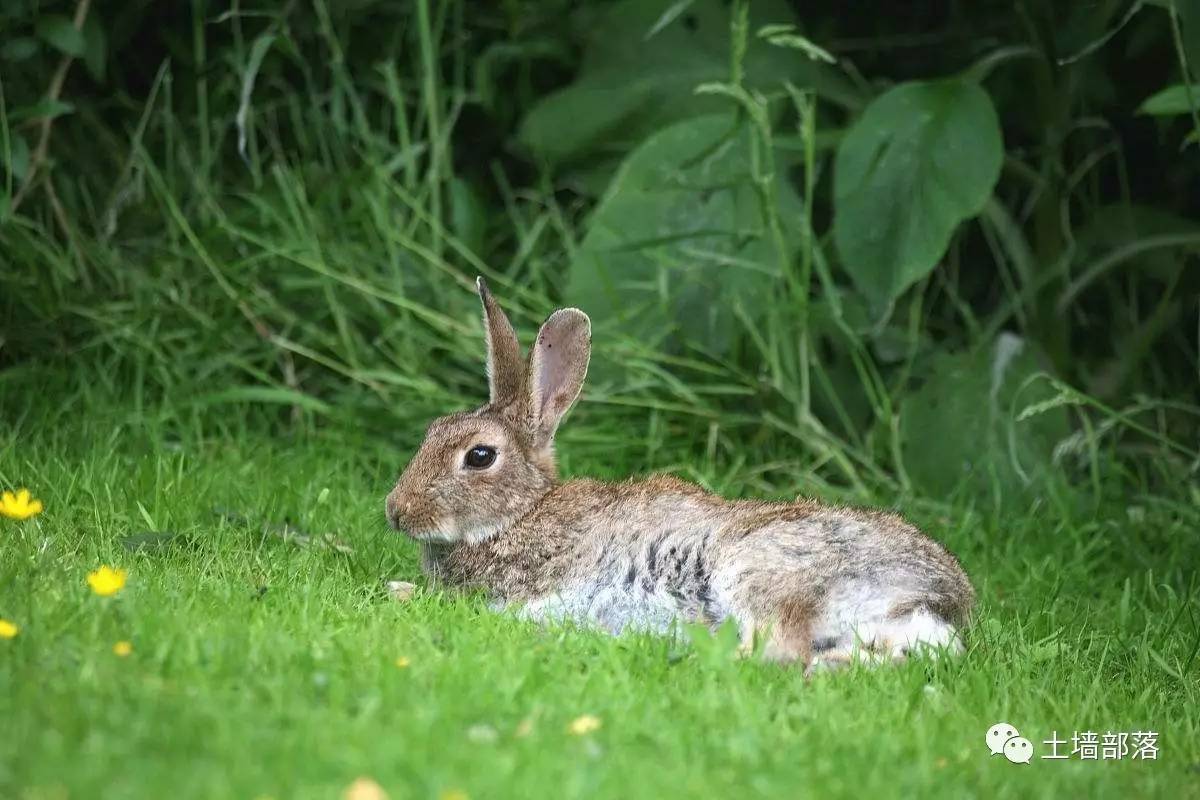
[464,445,497,469]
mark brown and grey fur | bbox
[386,278,975,671]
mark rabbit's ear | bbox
[477,277,523,406]
[526,308,591,444]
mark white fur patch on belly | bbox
[505,577,961,661]
[511,585,687,636]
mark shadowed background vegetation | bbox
[2,0,1199,506]
[3,3,1200,798]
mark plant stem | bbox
[11,0,91,214]
[416,0,444,263]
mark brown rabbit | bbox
[386,278,974,671]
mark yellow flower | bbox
[87,566,128,597]
[567,714,601,736]
[0,488,43,520]
[439,790,469,800]
[113,640,133,657]
[0,619,19,639]
[394,656,411,669]
[342,777,388,800]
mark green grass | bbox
[2,2,1199,797]
[2,384,1198,800]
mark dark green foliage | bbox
[517,0,859,172]
[898,334,1069,502]
[833,78,1003,311]
[0,0,1197,505]
[567,113,803,355]
[1,6,1199,796]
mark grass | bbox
[1,378,1198,800]
[2,4,1198,796]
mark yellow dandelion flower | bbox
[0,488,43,520]
[394,656,411,669]
[439,790,469,800]
[0,619,19,639]
[567,714,601,736]
[342,777,388,800]
[113,640,133,657]
[87,566,127,597]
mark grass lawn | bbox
[4,0,1198,796]
[1,386,1198,799]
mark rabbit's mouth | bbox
[386,493,442,538]
[387,505,460,543]
[401,526,455,543]
[386,491,506,544]
[387,511,449,542]
[393,514,506,546]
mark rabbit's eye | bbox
[464,445,497,469]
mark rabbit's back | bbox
[507,477,973,644]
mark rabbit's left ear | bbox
[477,277,523,406]
[526,308,590,445]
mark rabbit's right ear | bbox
[526,307,590,446]
[477,277,523,406]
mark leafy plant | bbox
[567,113,803,356]
[832,78,1003,312]
[0,0,1195,505]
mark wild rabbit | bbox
[386,278,974,671]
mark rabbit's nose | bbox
[385,489,417,529]
[385,493,404,529]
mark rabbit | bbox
[385,278,975,671]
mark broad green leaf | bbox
[0,37,38,61]
[567,113,803,357]
[518,0,860,171]
[35,14,85,57]
[3,132,30,182]
[899,334,1068,506]
[833,79,1002,311]
[82,13,106,80]
[11,99,75,123]
[1137,83,1200,116]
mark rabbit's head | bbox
[385,278,591,544]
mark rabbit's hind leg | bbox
[851,604,963,661]
[880,604,963,658]
[765,595,818,664]
[734,596,817,665]
[803,602,961,676]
